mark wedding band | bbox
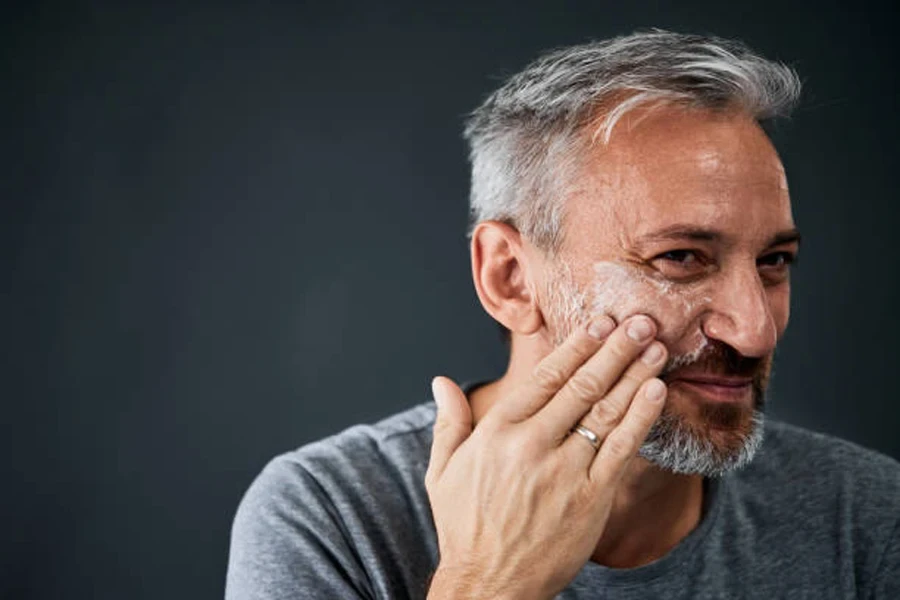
[571,425,602,451]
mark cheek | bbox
[589,262,712,342]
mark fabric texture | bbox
[226,386,900,599]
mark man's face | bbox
[539,107,799,475]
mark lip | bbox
[668,376,752,403]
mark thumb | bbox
[426,376,473,481]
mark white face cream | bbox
[537,258,715,371]
[589,261,712,370]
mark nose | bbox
[701,264,778,358]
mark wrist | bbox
[427,565,476,600]
[427,564,534,600]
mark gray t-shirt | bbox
[226,389,900,599]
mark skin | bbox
[426,106,800,598]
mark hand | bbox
[425,315,668,600]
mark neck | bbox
[590,458,703,568]
[469,350,704,569]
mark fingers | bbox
[426,376,473,487]
[564,340,667,468]
[588,377,667,485]
[485,315,616,426]
[529,315,659,443]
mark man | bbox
[225,30,900,599]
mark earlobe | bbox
[470,222,544,336]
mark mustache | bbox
[661,340,765,380]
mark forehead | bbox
[562,107,793,256]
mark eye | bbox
[757,251,797,285]
[651,249,711,280]
[757,251,797,269]
[657,249,703,266]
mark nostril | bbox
[700,310,778,359]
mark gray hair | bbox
[463,29,802,253]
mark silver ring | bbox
[571,425,602,451]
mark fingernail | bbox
[627,316,654,342]
[431,378,443,408]
[646,379,666,402]
[641,343,664,365]
[588,316,615,340]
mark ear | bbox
[470,221,543,336]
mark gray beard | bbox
[638,408,765,477]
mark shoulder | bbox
[741,418,900,515]
[753,418,900,498]
[242,400,437,518]
[738,420,900,594]
[733,419,899,561]
[272,400,436,488]
[226,402,439,599]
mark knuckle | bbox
[432,417,451,434]
[433,418,462,440]
[572,333,602,358]
[528,418,560,447]
[621,364,652,386]
[587,399,621,429]
[566,370,606,402]
[616,372,652,398]
[604,431,637,459]
[532,362,567,393]
[576,479,602,505]
[605,338,633,363]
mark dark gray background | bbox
[4,1,899,598]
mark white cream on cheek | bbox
[589,261,712,366]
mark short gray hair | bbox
[463,29,802,253]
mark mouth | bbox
[665,374,753,403]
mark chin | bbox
[676,382,758,446]
[637,382,767,477]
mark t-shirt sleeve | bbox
[225,455,374,600]
[870,518,900,600]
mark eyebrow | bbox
[636,225,802,248]
[768,229,802,248]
